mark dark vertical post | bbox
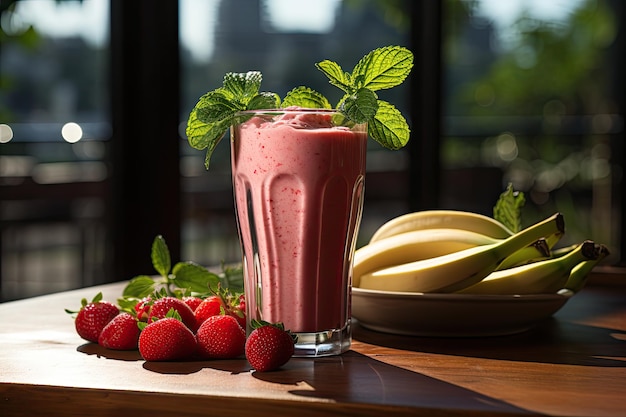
[109,0,181,280]
[407,0,442,211]
[610,0,626,266]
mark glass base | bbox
[292,321,351,357]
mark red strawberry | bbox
[202,289,246,329]
[135,296,152,320]
[232,294,246,329]
[183,296,203,312]
[147,296,198,332]
[194,295,223,326]
[66,292,119,343]
[138,317,197,361]
[196,315,246,359]
[98,312,140,350]
[245,321,296,372]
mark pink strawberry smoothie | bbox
[231,109,367,334]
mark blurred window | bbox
[0,0,110,301]
[441,0,623,263]
[1,0,622,301]
[178,0,411,266]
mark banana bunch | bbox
[353,210,607,295]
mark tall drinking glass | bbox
[230,109,367,357]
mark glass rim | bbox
[234,108,344,116]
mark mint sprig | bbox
[186,71,280,169]
[316,45,413,148]
[186,45,414,168]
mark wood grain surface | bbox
[1,275,625,417]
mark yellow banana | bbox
[358,213,565,293]
[369,210,515,243]
[457,240,599,295]
[495,228,566,270]
[548,243,580,258]
[495,237,550,270]
[562,244,610,293]
[353,228,500,287]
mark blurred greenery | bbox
[1,1,41,122]
[460,1,616,116]
[442,0,620,258]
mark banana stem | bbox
[496,238,551,270]
[493,213,564,265]
[563,244,610,293]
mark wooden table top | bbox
[1,274,625,417]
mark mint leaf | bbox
[186,46,415,169]
[186,72,267,168]
[283,86,332,109]
[222,71,262,101]
[367,100,410,150]
[341,88,378,124]
[493,183,526,233]
[315,46,413,148]
[196,90,242,123]
[247,92,281,110]
[123,275,157,298]
[151,235,171,277]
[171,261,221,293]
[351,45,414,91]
[186,100,224,150]
[315,60,352,92]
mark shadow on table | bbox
[77,342,252,375]
[251,351,530,415]
[142,359,251,375]
[73,342,536,415]
[77,343,143,361]
[352,287,626,368]
[352,318,626,368]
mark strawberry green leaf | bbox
[171,261,221,293]
[123,275,157,298]
[218,263,244,293]
[117,297,140,314]
[151,235,171,278]
[165,308,183,321]
[367,100,410,150]
[351,45,414,91]
[282,86,332,109]
[493,183,526,233]
[315,60,352,93]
